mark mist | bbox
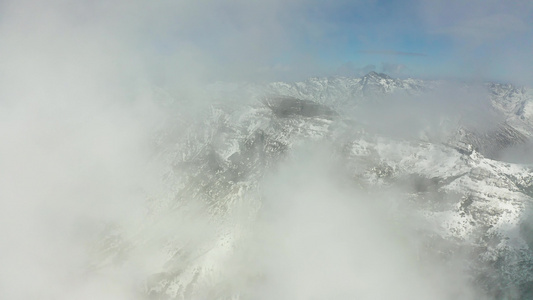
[351,81,501,141]
[1,0,531,299]
[243,145,480,299]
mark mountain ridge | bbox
[95,73,533,299]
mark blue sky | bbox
[259,0,533,83]
[1,0,532,84]
[154,0,532,83]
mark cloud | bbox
[381,62,408,76]
[418,0,533,40]
[359,50,427,57]
[441,13,529,41]
[243,144,480,299]
[350,80,501,140]
[416,0,533,83]
[335,62,376,76]
[0,0,187,298]
[0,0,528,298]
[0,0,336,87]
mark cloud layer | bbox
[0,0,531,298]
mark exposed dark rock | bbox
[262,96,338,119]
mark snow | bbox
[99,73,533,298]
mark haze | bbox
[1,0,531,299]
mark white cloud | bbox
[381,62,408,75]
[335,62,376,76]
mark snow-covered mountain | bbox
[91,73,533,299]
[265,71,428,108]
[265,72,533,161]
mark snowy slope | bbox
[92,73,533,299]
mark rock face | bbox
[448,123,529,160]
[262,96,338,119]
[266,74,533,160]
[93,73,533,299]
